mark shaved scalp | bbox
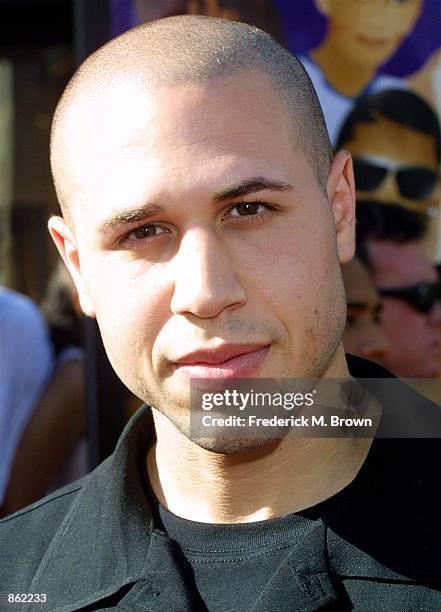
[51,15,332,226]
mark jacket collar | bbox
[27,406,339,611]
[29,406,158,610]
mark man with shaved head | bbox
[1,16,441,611]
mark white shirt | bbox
[300,55,407,145]
[0,287,54,504]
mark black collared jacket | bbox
[1,356,441,611]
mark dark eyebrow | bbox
[212,177,294,203]
[97,203,165,235]
[97,177,293,235]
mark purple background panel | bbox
[111,0,137,36]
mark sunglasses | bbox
[378,282,441,313]
[353,156,439,202]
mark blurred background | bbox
[1,0,441,516]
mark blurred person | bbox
[40,261,84,361]
[354,200,441,377]
[367,239,441,378]
[337,80,441,377]
[0,287,54,509]
[0,265,87,516]
[342,256,389,361]
[2,16,441,611]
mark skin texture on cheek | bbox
[92,260,168,397]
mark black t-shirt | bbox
[157,502,325,612]
[150,425,375,610]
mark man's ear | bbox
[313,0,330,17]
[327,150,356,264]
[48,215,96,317]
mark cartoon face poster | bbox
[112,0,441,138]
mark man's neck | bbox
[146,350,373,524]
[147,419,372,523]
[311,39,375,98]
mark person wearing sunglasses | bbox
[379,280,441,314]
[342,256,390,361]
[366,239,441,377]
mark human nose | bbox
[359,326,390,361]
[428,300,441,327]
[170,227,247,318]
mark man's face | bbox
[51,72,354,448]
[367,240,441,377]
[342,258,389,361]
[319,0,422,69]
[344,114,440,213]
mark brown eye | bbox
[131,225,164,240]
[230,203,266,217]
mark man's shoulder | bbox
[0,407,153,601]
[327,357,441,582]
[348,353,441,436]
[0,475,85,528]
[0,476,86,590]
[327,436,441,586]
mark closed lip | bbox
[172,343,270,366]
[356,33,391,47]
